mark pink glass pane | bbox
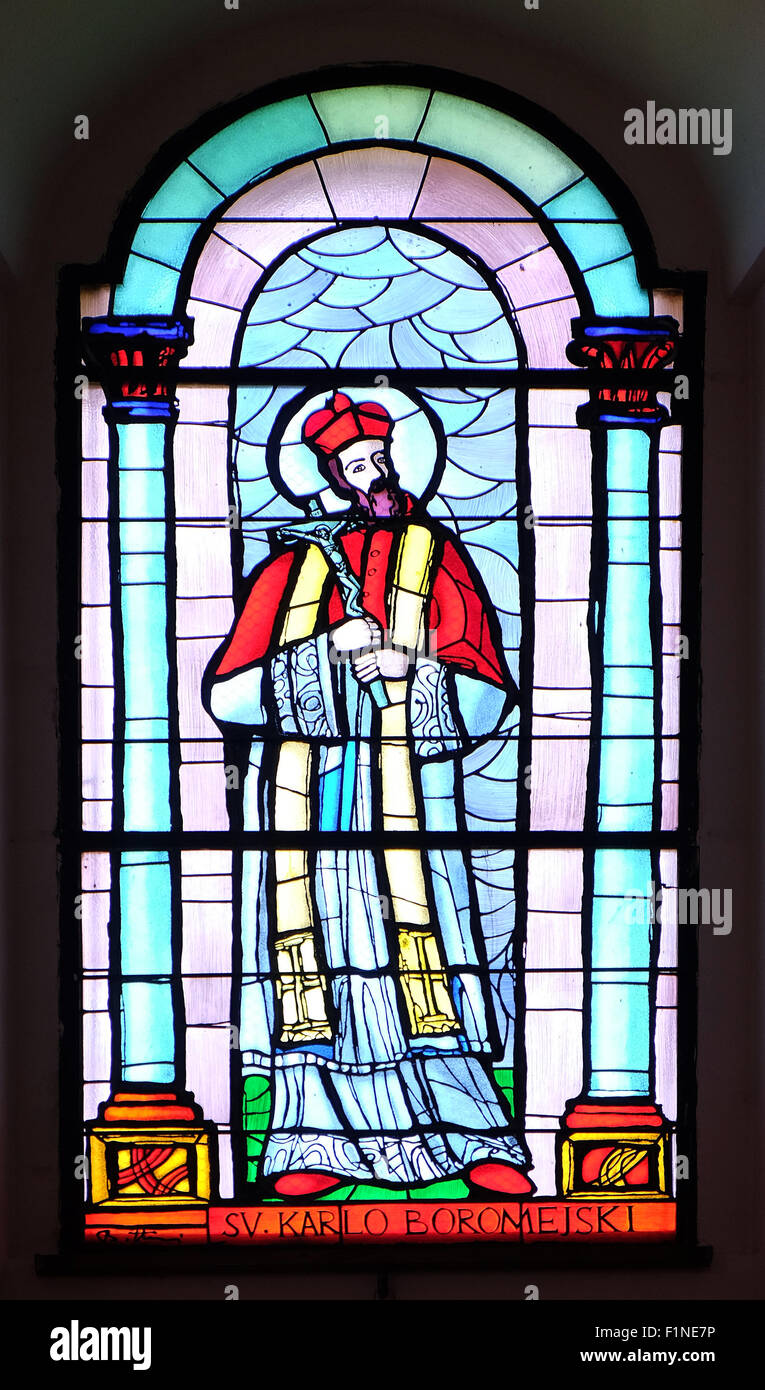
[81,387,109,459]
[180,762,229,832]
[176,526,233,600]
[317,146,427,218]
[180,901,232,976]
[82,458,108,519]
[413,156,533,219]
[175,422,230,519]
[497,244,575,310]
[529,422,592,518]
[185,1027,231,1124]
[190,232,264,310]
[82,522,110,605]
[222,161,333,219]
[183,299,241,368]
[81,687,114,741]
[659,451,681,517]
[512,294,578,367]
[216,220,334,271]
[80,606,113,686]
[177,636,223,739]
[83,1010,111,1083]
[425,219,548,272]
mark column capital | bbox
[82,315,194,423]
[567,316,678,429]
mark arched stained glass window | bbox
[62,68,700,1253]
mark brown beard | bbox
[324,456,403,517]
[365,479,401,517]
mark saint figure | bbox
[203,391,533,1198]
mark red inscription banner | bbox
[86,1200,676,1245]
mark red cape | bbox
[215,502,509,688]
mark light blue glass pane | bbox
[590,1071,650,1096]
[125,717,169,739]
[609,490,649,518]
[119,468,165,518]
[362,271,452,324]
[245,268,334,324]
[290,301,370,331]
[608,427,649,480]
[120,520,165,553]
[422,287,501,333]
[454,318,517,365]
[299,327,361,367]
[584,257,650,316]
[117,423,166,471]
[599,802,653,832]
[190,96,327,195]
[593,847,652,901]
[302,235,417,278]
[319,765,341,831]
[602,696,654,737]
[124,742,171,831]
[142,161,222,219]
[460,390,516,436]
[603,562,652,666]
[114,255,181,316]
[592,903,652,971]
[311,85,430,143]
[608,519,649,563]
[453,676,507,738]
[240,320,308,365]
[542,177,619,220]
[120,856,173,974]
[122,553,166,583]
[595,969,651,985]
[340,742,357,833]
[340,323,397,368]
[418,92,581,204]
[407,242,486,288]
[551,220,632,271]
[603,665,653,698]
[590,982,650,1081]
[122,585,168,717]
[321,274,390,307]
[132,221,203,270]
[121,981,174,1075]
[420,391,485,435]
[410,317,468,362]
[599,735,654,815]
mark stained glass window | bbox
[62,69,699,1253]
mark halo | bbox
[268,385,445,512]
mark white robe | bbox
[210,633,527,1185]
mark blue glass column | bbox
[559,318,677,1199]
[84,319,214,1212]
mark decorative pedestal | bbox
[558,1101,672,1200]
[88,1090,215,1209]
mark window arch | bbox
[66,66,698,1252]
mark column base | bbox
[87,1088,216,1209]
[558,1099,672,1200]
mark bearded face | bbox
[331,437,403,517]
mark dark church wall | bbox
[1,0,762,1301]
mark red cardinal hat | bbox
[302,391,393,457]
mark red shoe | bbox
[468,1162,536,1195]
[273,1171,342,1198]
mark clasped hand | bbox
[330,616,411,683]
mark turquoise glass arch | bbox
[113,82,650,321]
